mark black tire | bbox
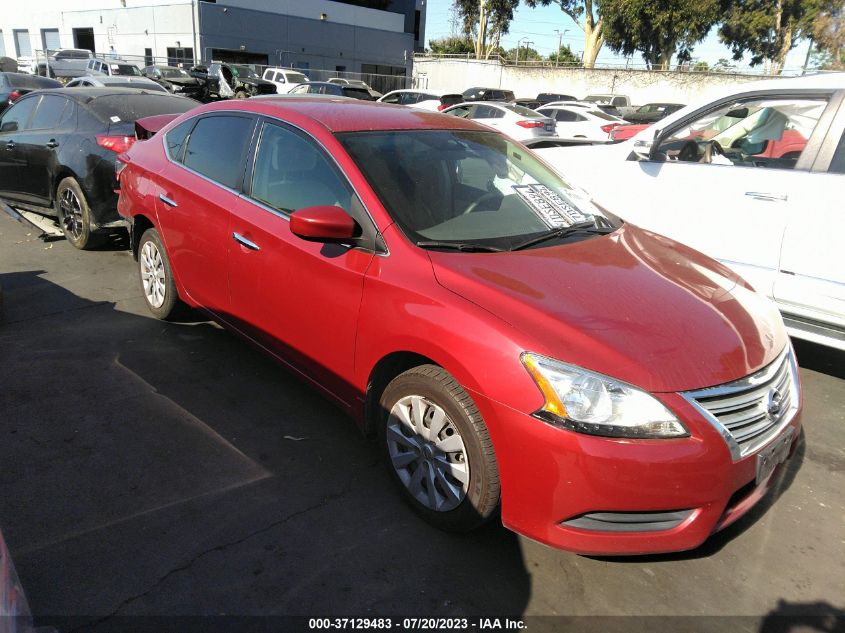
[137,227,180,320]
[378,365,500,532]
[55,177,101,250]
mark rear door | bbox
[774,96,845,331]
[228,119,378,405]
[153,113,257,314]
[0,95,37,202]
[18,94,74,203]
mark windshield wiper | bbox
[511,222,615,251]
[416,240,505,253]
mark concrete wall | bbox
[413,58,780,105]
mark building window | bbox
[414,10,421,41]
[166,47,194,67]
[13,30,32,57]
[41,29,60,54]
[144,48,153,67]
[0,31,6,57]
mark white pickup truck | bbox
[537,73,845,351]
[36,48,95,79]
[582,93,636,116]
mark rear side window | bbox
[504,104,543,118]
[30,95,70,129]
[473,105,504,119]
[343,87,374,100]
[830,130,845,174]
[612,97,626,107]
[591,110,619,121]
[549,109,577,123]
[183,115,254,189]
[165,118,194,162]
[0,96,37,132]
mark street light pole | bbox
[553,29,568,67]
[516,37,528,64]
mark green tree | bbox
[428,36,476,55]
[548,44,581,65]
[453,0,521,59]
[718,0,824,74]
[523,0,605,68]
[810,2,844,69]
[506,45,544,62]
[601,0,720,70]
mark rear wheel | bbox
[379,365,500,532]
[55,177,100,250]
[138,228,180,319]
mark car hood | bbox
[429,224,786,393]
[239,77,274,87]
[165,76,200,87]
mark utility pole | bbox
[516,36,529,64]
[553,29,569,66]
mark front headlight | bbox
[521,353,688,438]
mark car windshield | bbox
[161,68,189,78]
[339,130,617,250]
[113,64,142,76]
[230,65,258,78]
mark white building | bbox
[0,0,426,78]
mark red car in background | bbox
[610,122,650,142]
[116,99,802,555]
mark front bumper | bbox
[472,390,802,556]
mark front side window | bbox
[183,115,254,189]
[339,130,616,250]
[656,96,829,169]
[381,93,402,104]
[0,96,37,132]
[251,122,352,214]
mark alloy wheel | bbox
[59,187,84,240]
[386,395,470,512]
[140,241,167,308]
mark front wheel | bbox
[137,228,180,319]
[379,365,500,532]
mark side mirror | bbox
[290,206,359,243]
[1,121,18,133]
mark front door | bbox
[227,120,376,406]
[0,95,37,203]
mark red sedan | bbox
[116,98,802,555]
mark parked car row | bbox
[0,82,819,557]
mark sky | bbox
[423,0,814,73]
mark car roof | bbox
[21,87,179,101]
[193,97,489,133]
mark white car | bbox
[441,101,556,141]
[536,73,845,351]
[537,104,625,141]
[378,89,443,111]
[261,67,309,94]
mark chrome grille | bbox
[682,348,800,461]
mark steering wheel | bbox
[699,140,726,164]
[463,191,503,215]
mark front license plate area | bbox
[755,428,794,485]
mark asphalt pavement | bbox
[0,210,842,632]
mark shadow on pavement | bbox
[0,270,531,623]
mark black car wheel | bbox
[55,177,101,250]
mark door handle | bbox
[5,141,14,151]
[745,191,788,202]
[233,232,260,251]
[159,194,178,208]
[46,139,59,148]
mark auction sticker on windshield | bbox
[513,184,589,228]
